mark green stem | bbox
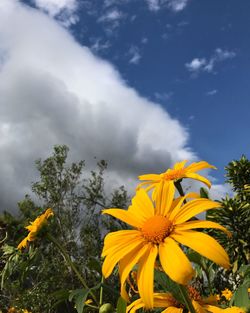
[178,285,196,313]
[174,180,186,198]
[99,276,104,306]
[47,233,98,305]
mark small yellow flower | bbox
[85,299,93,305]
[137,160,216,198]
[102,187,230,308]
[216,294,221,301]
[221,288,233,301]
[7,308,18,313]
[17,208,54,250]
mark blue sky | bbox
[0,0,249,209]
[25,0,250,181]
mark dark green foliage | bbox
[0,145,130,312]
[206,155,250,293]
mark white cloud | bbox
[90,38,111,54]
[128,46,141,64]
[31,0,78,26]
[154,91,173,101]
[97,8,125,34]
[0,0,197,211]
[146,0,189,12]
[186,48,236,76]
[185,58,206,72]
[206,89,218,96]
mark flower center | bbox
[162,169,185,181]
[188,286,202,302]
[141,216,173,244]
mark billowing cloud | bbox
[30,0,78,26]
[0,0,197,211]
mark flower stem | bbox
[174,180,186,197]
[47,233,98,305]
[178,285,196,313]
[99,276,104,306]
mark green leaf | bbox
[69,288,89,313]
[117,297,127,313]
[233,285,249,307]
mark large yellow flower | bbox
[127,290,245,313]
[17,208,54,250]
[137,160,215,197]
[126,293,183,313]
[101,186,230,308]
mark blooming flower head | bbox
[127,290,245,313]
[137,160,216,198]
[17,208,54,250]
[101,186,230,308]
[221,288,233,301]
[126,293,183,313]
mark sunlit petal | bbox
[119,243,148,287]
[173,160,188,170]
[137,245,158,309]
[186,161,216,172]
[102,208,143,228]
[129,189,155,221]
[172,230,230,269]
[184,172,212,188]
[173,199,221,224]
[159,237,194,285]
[175,220,230,236]
[162,307,183,313]
[155,181,175,216]
[102,238,144,278]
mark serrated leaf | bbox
[117,297,127,313]
[69,288,89,313]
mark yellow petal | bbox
[102,238,144,278]
[175,220,231,237]
[127,299,144,313]
[173,160,188,170]
[102,209,143,228]
[173,199,221,224]
[202,305,223,313]
[119,243,149,287]
[159,237,194,285]
[137,245,158,309]
[186,161,216,172]
[138,174,161,181]
[184,172,212,188]
[129,189,155,221]
[168,192,200,220]
[155,181,175,216]
[192,300,206,313]
[172,230,230,269]
[102,230,141,257]
[17,236,29,250]
[162,307,184,313]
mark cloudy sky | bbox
[0,0,249,211]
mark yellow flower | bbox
[137,160,215,197]
[221,288,233,301]
[126,293,183,313]
[101,187,230,308]
[85,299,93,305]
[17,208,54,250]
[127,289,244,313]
[7,308,18,313]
